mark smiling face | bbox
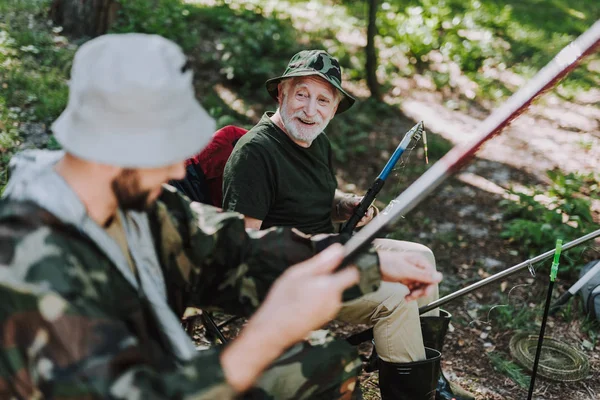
[277,76,340,147]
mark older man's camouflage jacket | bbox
[0,187,380,399]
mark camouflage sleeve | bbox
[0,274,237,399]
[154,186,381,316]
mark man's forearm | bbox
[244,215,263,230]
[220,313,289,392]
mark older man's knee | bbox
[373,239,436,269]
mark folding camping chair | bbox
[171,125,248,344]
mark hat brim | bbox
[265,70,355,114]
[52,98,216,168]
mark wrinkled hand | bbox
[378,250,442,301]
[250,244,359,348]
[336,195,377,227]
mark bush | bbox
[500,170,600,275]
[373,0,599,102]
[110,0,199,51]
[194,4,301,101]
[1,0,74,193]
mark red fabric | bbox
[186,125,248,207]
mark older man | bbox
[0,35,445,400]
[223,50,472,400]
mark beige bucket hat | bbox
[52,33,215,168]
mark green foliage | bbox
[500,170,600,274]
[0,2,72,126]
[378,0,502,72]
[326,98,397,162]
[193,3,302,102]
[1,0,73,192]
[46,136,62,151]
[484,300,539,331]
[487,351,530,388]
[200,90,254,130]
[373,0,599,102]
[110,0,199,51]
[581,316,599,348]
[546,170,600,199]
[556,295,578,322]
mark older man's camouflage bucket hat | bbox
[265,50,355,114]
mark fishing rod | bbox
[341,121,424,234]
[527,239,562,400]
[419,229,600,313]
[341,20,600,267]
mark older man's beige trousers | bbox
[336,239,439,363]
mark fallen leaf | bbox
[582,340,594,351]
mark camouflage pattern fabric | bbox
[250,339,363,400]
[265,50,355,114]
[0,187,380,399]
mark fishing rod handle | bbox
[341,178,385,235]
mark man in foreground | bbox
[223,50,472,399]
[0,34,442,399]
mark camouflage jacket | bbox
[0,187,381,399]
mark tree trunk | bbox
[365,0,381,101]
[50,0,120,38]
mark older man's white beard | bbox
[280,103,331,146]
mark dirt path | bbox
[398,85,600,178]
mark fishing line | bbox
[391,128,426,178]
[468,283,535,327]
[379,127,427,218]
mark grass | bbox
[485,301,540,331]
[500,170,600,277]
[0,0,73,192]
[488,351,530,389]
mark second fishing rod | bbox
[340,121,425,235]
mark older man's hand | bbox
[335,194,377,227]
[377,249,442,301]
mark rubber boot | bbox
[420,310,474,400]
[378,347,441,400]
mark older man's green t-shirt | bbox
[223,113,338,235]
